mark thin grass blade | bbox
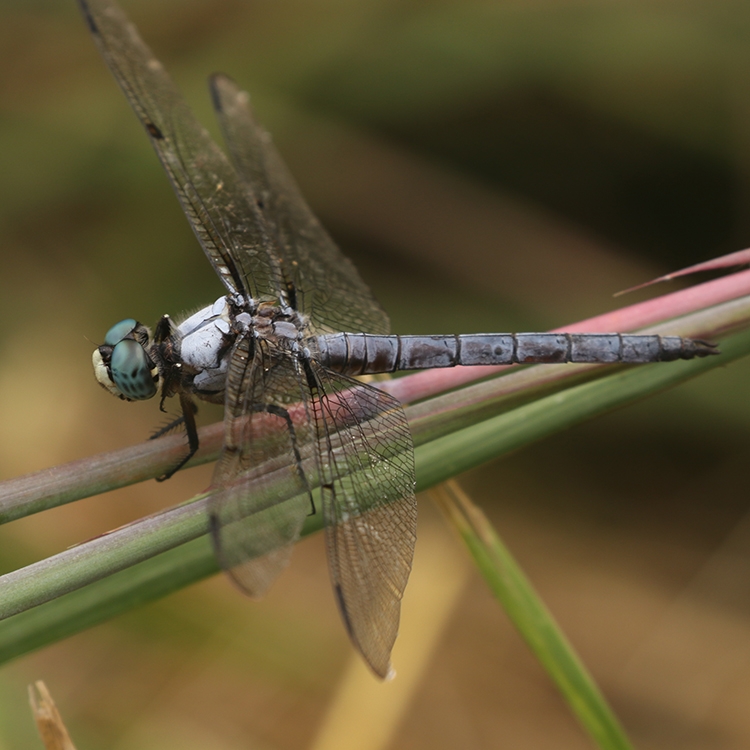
[431,480,633,750]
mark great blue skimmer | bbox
[82,0,717,678]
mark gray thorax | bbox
[174,295,309,400]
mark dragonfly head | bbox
[93,319,159,401]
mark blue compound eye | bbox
[110,339,158,400]
[104,319,139,346]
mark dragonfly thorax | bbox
[172,296,235,401]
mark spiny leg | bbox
[150,414,186,440]
[155,393,199,481]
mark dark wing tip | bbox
[209,71,235,87]
[209,72,241,113]
[78,0,99,35]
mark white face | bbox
[92,348,123,398]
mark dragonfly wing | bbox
[310,366,417,678]
[79,0,285,303]
[209,333,317,596]
[209,73,390,336]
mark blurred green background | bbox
[2,0,750,748]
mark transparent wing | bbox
[210,334,417,676]
[310,367,417,678]
[208,334,317,595]
[209,74,391,336]
[79,0,285,302]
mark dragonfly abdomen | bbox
[314,332,718,374]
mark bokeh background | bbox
[2,0,750,748]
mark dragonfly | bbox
[82,0,718,678]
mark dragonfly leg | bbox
[252,402,315,516]
[155,393,199,481]
[150,414,185,440]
